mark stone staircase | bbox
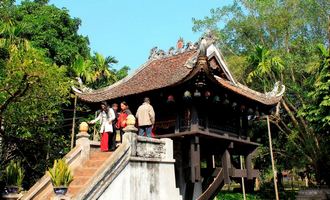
[68,151,112,197]
[32,151,112,200]
[21,122,182,200]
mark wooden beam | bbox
[229,168,259,178]
[156,130,260,146]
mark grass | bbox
[217,191,262,200]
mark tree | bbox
[1,0,90,67]
[89,52,118,88]
[0,1,132,191]
[298,44,330,185]
[300,44,330,132]
[70,53,130,89]
[193,0,330,185]
[114,65,130,80]
[0,24,71,188]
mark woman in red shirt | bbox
[116,101,132,144]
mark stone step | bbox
[74,167,98,177]
[84,160,105,168]
[68,185,83,195]
[89,152,112,160]
[70,176,90,186]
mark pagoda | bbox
[74,36,285,200]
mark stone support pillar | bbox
[76,122,90,163]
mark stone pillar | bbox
[160,138,173,160]
[122,115,138,134]
[76,122,90,163]
[122,115,138,156]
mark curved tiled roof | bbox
[77,50,198,102]
[215,76,285,106]
[76,44,284,106]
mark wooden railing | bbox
[154,118,241,137]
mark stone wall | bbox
[98,133,182,200]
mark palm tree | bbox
[90,52,118,88]
[70,52,118,89]
[71,55,93,83]
[246,45,284,91]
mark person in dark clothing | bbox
[116,101,132,144]
[109,103,118,151]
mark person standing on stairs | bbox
[88,101,115,152]
[116,101,132,144]
[136,97,155,138]
[109,103,119,151]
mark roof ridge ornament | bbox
[148,38,199,60]
[265,81,286,97]
[199,30,217,56]
[72,77,93,93]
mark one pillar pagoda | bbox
[74,37,285,200]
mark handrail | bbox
[197,168,224,200]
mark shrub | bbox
[48,159,73,187]
[5,160,24,188]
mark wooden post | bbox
[190,136,201,182]
[175,113,180,133]
[70,95,77,149]
[240,156,247,200]
[93,111,98,141]
[267,116,279,200]
[246,152,253,180]
[205,115,209,132]
[222,149,231,184]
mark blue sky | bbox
[48,0,232,70]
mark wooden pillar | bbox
[191,106,199,131]
[267,116,280,200]
[70,95,77,149]
[190,136,201,182]
[240,156,247,200]
[246,152,253,180]
[175,113,180,134]
[205,115,209,132]
[222,149,231,184]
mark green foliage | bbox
[299,44,330,132]
[4,160,24,188]
[113,65,130,81]
[0,22,71,188]
[48,159,73,187]
[217,191,262,200]
[10,0,90,66]
[0,1,130,191]
[70,53,129,89]
[246,45,284,90]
